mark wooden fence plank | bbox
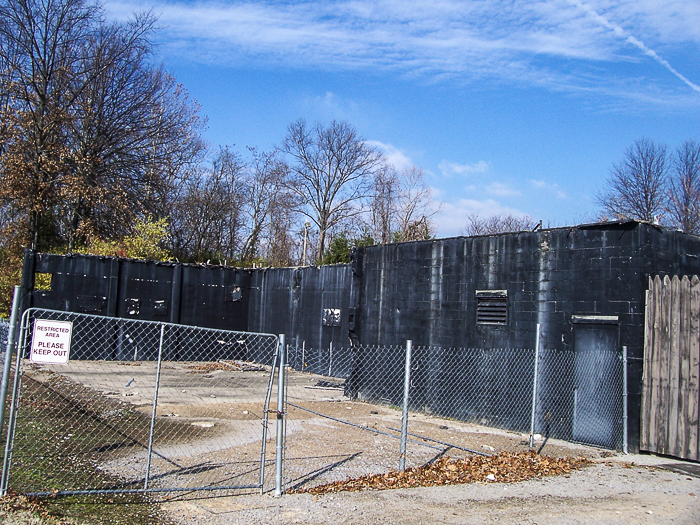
[656,275,672,454]
[674,276,689,458]
[642,274,700,461]
[640,278,654,451]
[644,275,663,452]
[667,275,681,456]
[689,276,700,461]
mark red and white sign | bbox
[30,320,73,364]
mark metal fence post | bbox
[622,345,628,454]
[1,309,30,496]
[0,287,21,496]
[0,288,21,434]
[328,341,333,377]
[259,339,280,493]
[143,324,165,491]
[274,334,286,497]
[399,340,413,472]
[529,324,541,449]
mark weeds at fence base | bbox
[3,372,182,524]
[0,489,171,525]
[287,452,591,495]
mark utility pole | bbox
[302,221,310,265]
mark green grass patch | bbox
[1,369,198,524]
[2,489,172,524]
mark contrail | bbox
[570,0,700,94]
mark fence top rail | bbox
[414,346,535,352]
[20,307,279,342]
[293,345,623,355]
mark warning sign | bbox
[30,319,73,364]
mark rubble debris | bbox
[186,360,267,373]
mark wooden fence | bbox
[641,275,700,461]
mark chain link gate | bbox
[1,308,280,497]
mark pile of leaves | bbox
[0,489,55,521]
[289,452,590,495]
[186,360,266,373]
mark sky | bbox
[104,0,700,238]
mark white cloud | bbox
[529,179,567,200]
[434,198,530,237]
[584,0,700,44]
[301,91,361,121]
[439,160,490,177]
[103,0,700,106]
[365,141,414,171]
[486,182,521,198]
[430,185,445,200]
[569,0,700,93]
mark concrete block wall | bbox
[247,264,356,352]
[20,221,700,451]
[352,221,700,451]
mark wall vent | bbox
[476,290,508,325]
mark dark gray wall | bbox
[19,220,700,451]
[21,252,356,353]
[355,221,700,351]
[25,253,251,331]
[351,221,700,452]
[247,264,356,350]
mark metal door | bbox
[572,323,623,449]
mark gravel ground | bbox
[7,361,699,524]
[159,455,700,525]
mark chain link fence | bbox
[0,313,625,498]
[534,348,625,451]
[1,309,279,497]
[280,342,625,493]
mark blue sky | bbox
[105,0,700,237]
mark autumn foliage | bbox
[289,452,590,495]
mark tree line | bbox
[1,1,698,318]
[596,138,700,233]
[0,0,437,315]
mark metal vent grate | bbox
[476,290,507,325]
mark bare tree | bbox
[264,195,298,267]
[366,164,436,243]
[667,141,700,235]
[214,146,246,259]
[279,119,383,261]
[596,138,669,222]
[393,166,436,242]
[239,148,293,263]
[168,168,228,260]
[168,147,245,262]
[0,0,100,249]
[368,164,398,244]
[62,15,205,249]
[463,214,538,236]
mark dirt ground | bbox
[1,454,698,525]
[8,361,700,524]
[23,361,600,494]
[159,454,700,525]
